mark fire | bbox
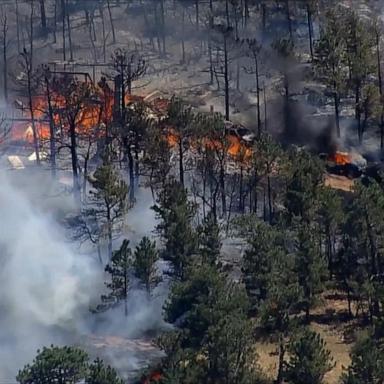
[164,128,252,161]
[9,80,253,165]
[329,151,351,165]
[141,370,163,384]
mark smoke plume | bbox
[0,172,165,381]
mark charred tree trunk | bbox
[1,11,7,103]
[127,146,135,203]
[107,0,116,44]
[66,0,73,61]
[225,0,230,27]
[100,5,106,62]
[28,76,40,165]
[195,0,199,31]
[208,0,214,84]
[255,54,261,137]
[178,138,184,187]
[356,83,362,143]
[45,73,56,177]
[39,0,47,34]
[276,333,285,384]
[220,166,226,215]
[181,7,185,63]
[307,3,313,61]
[261,2,266,34]
[69,121,81,202]
[224,33,230,120]
[16,0,20,52]
[376,29,384,148]
[29,2,34,67]
[244,0,249,27]
[160,0,166,56]
[106,205,113,260]
[267,173,272,224]
[285,0,293,41]
[334,89,340,138]
[61,0,66,61]
[263,82,267,131]
[53,0,57,43]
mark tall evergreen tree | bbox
[314,8,347,138]
[87,157,128,261]
[294,219,328,323]
[17,346,88,384]
[133,236,161,296]
[101,239,131,316]
[86,358,124,384]
[283,328,334,384]
[152,179,197,280]
[198,211,221,266]
[341,331,384,383]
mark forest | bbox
[1,0,384,383]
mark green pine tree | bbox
[341,331,384,383]
[198,211,221,266]
[86,358,124,384]
[283,327,334,384]
[87,157,128,260]
[17,346,88,384]
[101,239,131,316]
[133,236,161,296]
[152,179,197,280]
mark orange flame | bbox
[165,128,252,161]
[142,370,163,384]
[329,151,351,165]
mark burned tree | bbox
[15,49,42,165]
[51,75,99,202]
[243,38,263,137]
[210,24,237,120]
[314,9,347,139]
[0,7,9,103]
[166,97,195,187]
[107,48,147,203]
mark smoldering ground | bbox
[0,171,166,381]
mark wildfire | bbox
[141,370,163,384]
[9,80,253,164]
[329,151,351,165]
[165,129,253,161]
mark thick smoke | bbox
[0,172,166,381]
[0,172,100,379]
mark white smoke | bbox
[0,172,166,381]
[0,172,101,379]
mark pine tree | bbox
[240,218,280,312]
[87,157,128,261]
[198,211,221,266]
[343,9,377,143]
[166,96,195,186]
[283,328,334,384]
[133,236,161,296]
[314,7,347,138]
[152,179,197,280]
[341,331,384,383]
[294,219,328,323]
[285,148,324,222]
[17,346,88,384]
[86,358,124,384]
[164,262,225,348]
[101,239,131,316]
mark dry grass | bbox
[324,174,355,192]
[256,293,356,384]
